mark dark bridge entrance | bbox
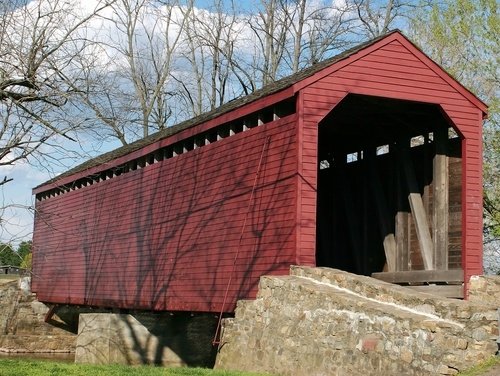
[315,94,463,297]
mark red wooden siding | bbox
[32,116,298,312]
[296,35,484,292]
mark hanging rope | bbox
[212,136,271,346]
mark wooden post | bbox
[401,140,434,270]
[394,145,409,271]
[423,134,431,215]
[433,126,449,270]
[336,155,363,272]
[367,147,397,272]
[273,107,280,121]
[395,211,409,271]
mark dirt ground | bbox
[0,275,18,284]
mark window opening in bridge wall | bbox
[377,145,389,155]
[319,160,330,170]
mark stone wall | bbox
[215,267,499,376]
[1,278,220,366]
[75,312,218,367]
[469,275,500,308]
[0,278,76,354]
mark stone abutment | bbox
[215,267,499,376]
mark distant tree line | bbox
[0,241,32,269]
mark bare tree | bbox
[248,0,291,86]
[171,0,356,108]
[65,0,193,144]
[58,39,131,146]
[106,0,192,139]
[283,0,355,71]
[351,0,425,37]
[173,0,241,115]
[193,0,236,110]
[0,0,115,184]
[172,4,207,116]
[0,0,116,251]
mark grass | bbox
[0,275,18,280]
[458,356,500,375]
[0,359,268,376]
[1,354,498,376]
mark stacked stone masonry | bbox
[469,275,500,308]
[0,278,76,354]
[215,267,499,376]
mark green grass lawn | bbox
[0,359,268,376]
[1,353,498,376]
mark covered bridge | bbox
[32,31,487,313]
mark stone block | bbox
[436,365,459,375]
[357,335,383,353]
[469,275,500,307]
[472,327,490,341]
[400,348,413,364]
[75,313,217,367]
[456,338,468,350]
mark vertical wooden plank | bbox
[433,126,449,270]
[367,147,396,271]
[423,134,431,215]
[362,155,369,274]
[391,140,411,271]
[408,194,434,270]
[295,91,304,265]
[394,144,409,271]
[395,211,409,270]
[337,158,363,272]
[273,106,280,121]
[401,142,434,270]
